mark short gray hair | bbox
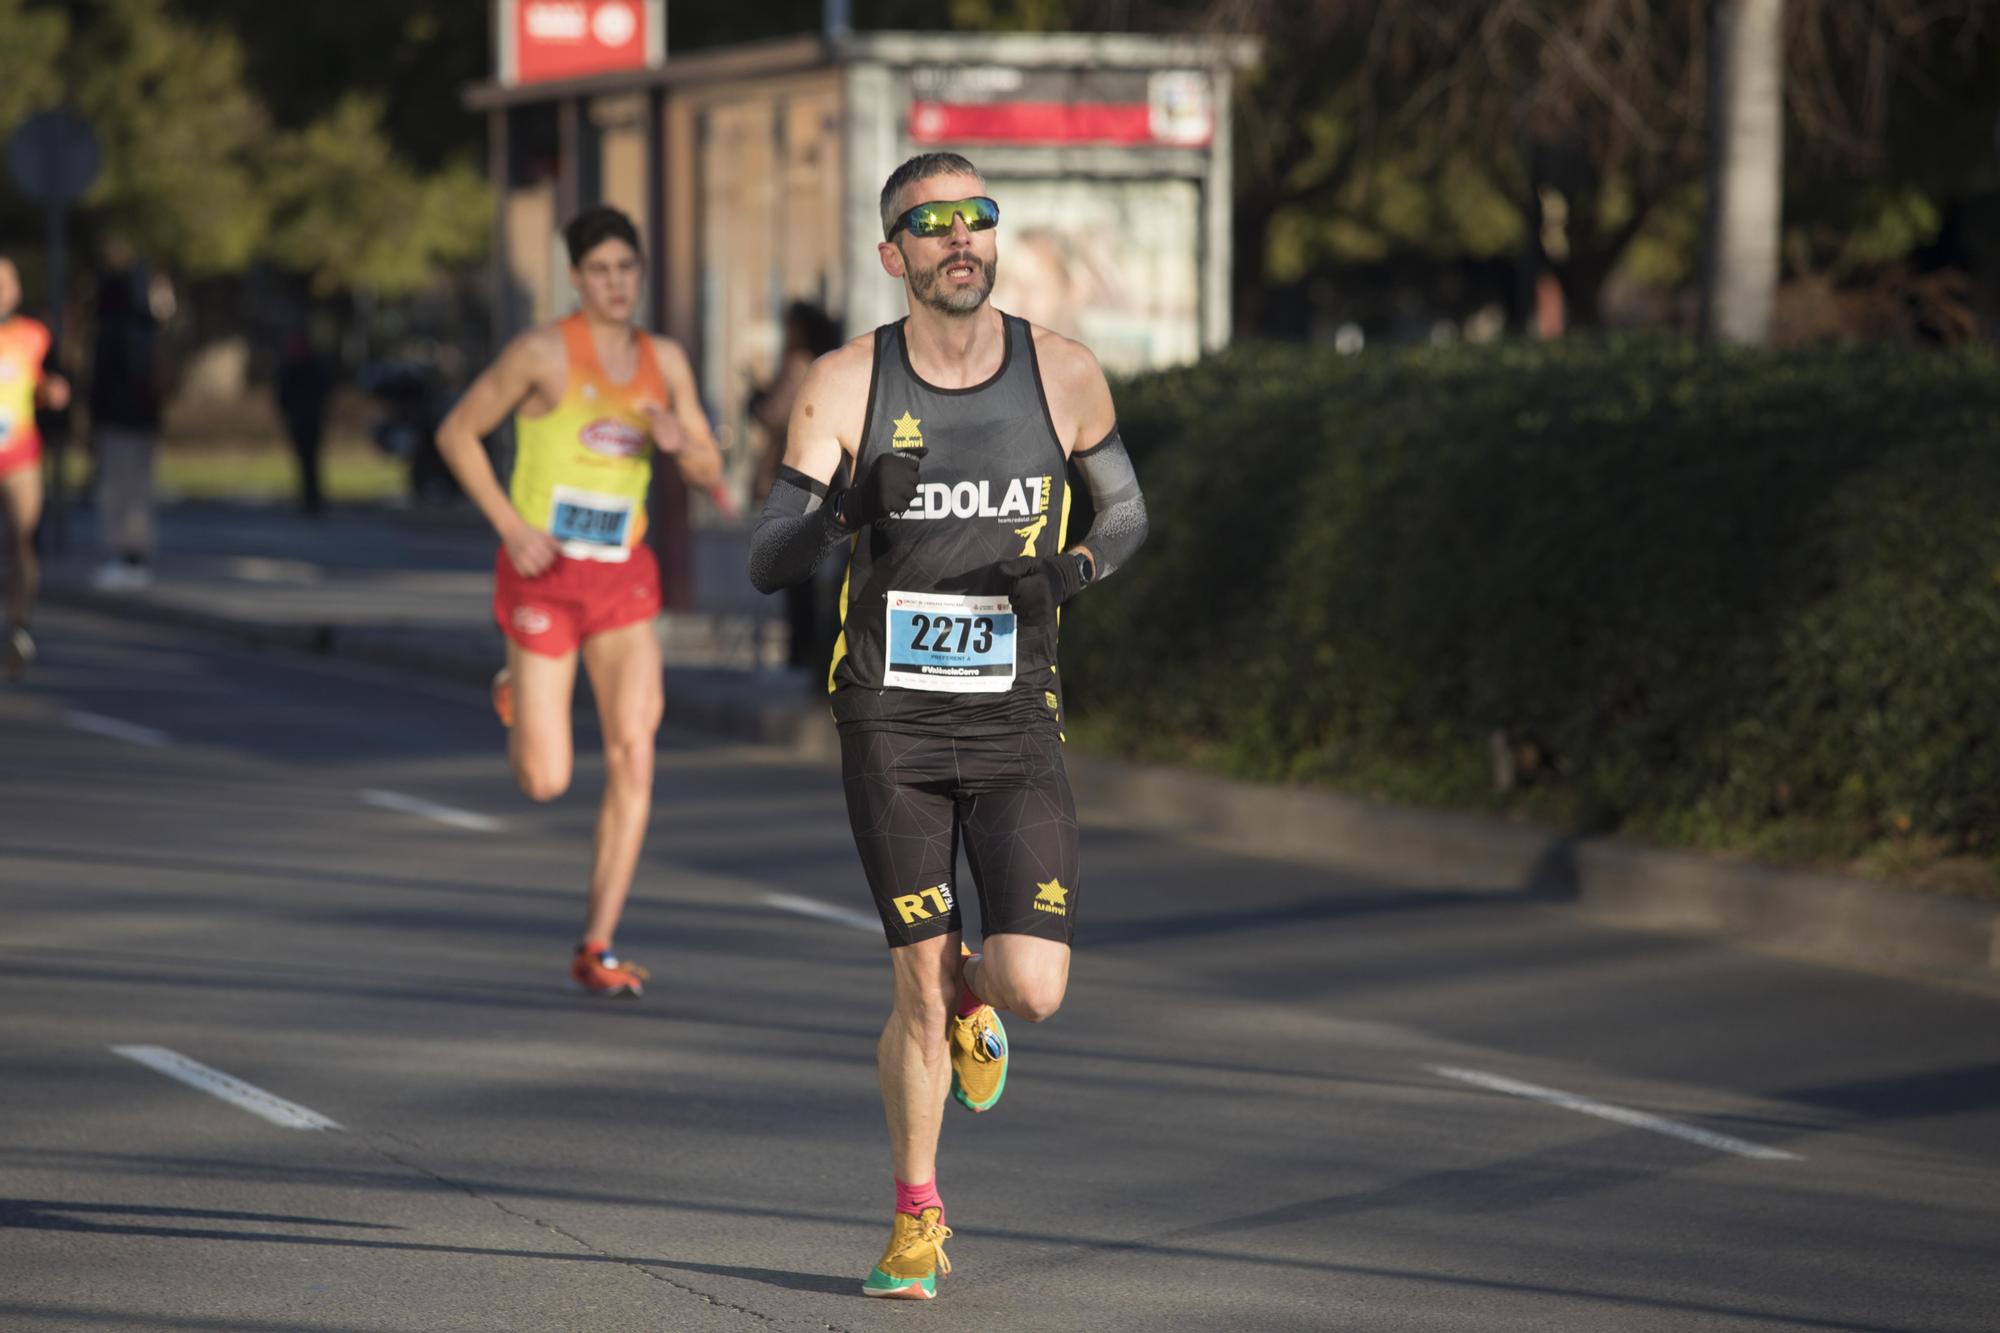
[879,153,984,239]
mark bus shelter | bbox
[464,23,1257,594]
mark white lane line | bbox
[1429,1065,1801,1161]
[762,891,882,934]
[67,710,171,748]
[112,1046,342,1131]
[359,788,502,833]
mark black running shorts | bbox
[839,728,1080,948]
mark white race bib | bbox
[549,485,636,560]
[883,591,1016,693]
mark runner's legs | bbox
[1,465,42,629]
[506,638,577,802]
[880,932,960,1186]
[578,615,662,945]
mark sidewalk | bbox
[35,499,2000,994]
[41,499,834,756]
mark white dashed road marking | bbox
[1430,1065,1801,1161]
[359,788,503,833]
[762,892,882,934]
[68,710,170,747]
[113,1046,342,1131]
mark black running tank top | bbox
[829,314,1069,735]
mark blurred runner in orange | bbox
[0,256,71,680]
[435,207,722,996]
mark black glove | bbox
[832,452,922,528]
[995,552,1093,628]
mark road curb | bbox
[47,582,2000,992]
[1066,750,2000,991]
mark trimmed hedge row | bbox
[1064,338,2000,869]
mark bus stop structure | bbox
[464,26,1256,593]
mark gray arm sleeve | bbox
[1071,426,1147,581]
[749,465,846,593]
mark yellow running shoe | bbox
[950,1002,1008,1113]
[861,1207,952,1299]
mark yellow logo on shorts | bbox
[1033,878,1069,916]
[891,411,925,450]
[893,882,954,924]
[1044,691,1059,711]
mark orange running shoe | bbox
[491,667,514,728]
[571,943,649,998]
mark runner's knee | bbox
[1002,978,1065,1024]
[601,732,654,790]
[513,755,571,802]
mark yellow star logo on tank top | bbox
[891,411,925,450]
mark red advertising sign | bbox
[499,0,665,87]
[908,71,1214,148]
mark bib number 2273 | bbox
[883,591,1015,693]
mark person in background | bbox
[433,205,723,998]
[88,248,164,591]
[0,255,71,678]
[276,332,335,516]
[748,301,845,678]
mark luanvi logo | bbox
[1032,878,1069,916]
[891,411,925,450]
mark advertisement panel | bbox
[498,0,665,87]
[987,177,1203,374]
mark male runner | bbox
[435,206,721,997]
[749,153,1148,1298]
[0,256,71,679]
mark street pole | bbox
[1698,0,1786,347]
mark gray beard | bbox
[909,254,997,316]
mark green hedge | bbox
[1065,338,2000,876]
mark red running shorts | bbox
[492,543,661,658]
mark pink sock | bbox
[896,1176,944,1219]
[955,954,985,1018]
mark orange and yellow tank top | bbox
[511,314,667,562]
[0,317,51,461]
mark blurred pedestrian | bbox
[747,300,844,676]
[433,205,723,998]
[88,249,164,590]
[276,332,335,515]
[0,256,72,679]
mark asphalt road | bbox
[3,607,1997,1333]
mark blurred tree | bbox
[0,0,66,132]
[61,0,268,276]
[1278,0,1997,329]
[172,0,491,171]
[262,96,490,298]
[0,1,498,296]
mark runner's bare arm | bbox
[646,336,723,489]
[747,338,873,594]
[1034,332,1144,582]
[435,330,561,574]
